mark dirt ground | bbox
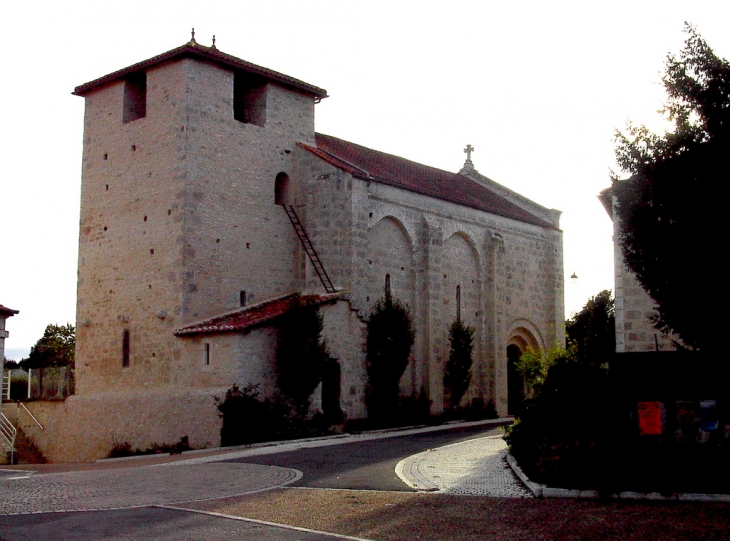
[186,486,730,541]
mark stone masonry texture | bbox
[25,42,564,461]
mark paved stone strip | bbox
[397,435,532,497]
[0,462,300,515]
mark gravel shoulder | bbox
[184,486,730,541]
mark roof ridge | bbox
[310,134,559,231]
[74,42,328,98]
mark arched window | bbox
[274,172,290,205]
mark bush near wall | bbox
[216,383,332,446]
[365,294,415,426]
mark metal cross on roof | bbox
[464,144,474,162]
[190,28,196,43]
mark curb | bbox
[505,453,730,502]
[395,450,440,491]
[95,433,353,463]
[96,419,512,464]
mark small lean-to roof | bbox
[0,304,19,317]
[300,134,557,230]
[174,292,339,337]
[73,40,328,99]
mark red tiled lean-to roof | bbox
[300,134,556,230]
[174,292,339,337]
[0,304,19,317]
[73,41,328,99]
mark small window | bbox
[456,285,462,322]
[233,72,266,126]
[385,274,391,300]
[123,72,147,123]
[122,329,130,367]
[240,290,247,307]
[205,343,210,366]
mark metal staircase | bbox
[282,205,336,293]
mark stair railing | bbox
[19,403,43,430]
[282,204,336,293]
[0,410,17,464]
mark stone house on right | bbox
[599,189,676,352]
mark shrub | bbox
[504,358,616,487]
[443,319,474,410]
[216,383,271,447]
[215,383,332,447]
[365,294,415,425]
[276,297,329,411]
[515,343,569,400]
[107,435,191,458]
[462,397,498,421]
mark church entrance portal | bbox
[507,344,524,416]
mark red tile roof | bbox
[0,304,19,317]
[174,293,339,337]
[73,41,328,99]
[300,134,556,230]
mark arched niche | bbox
[274,172,291,206]
[366,216,414,307]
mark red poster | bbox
[638,401,662,435]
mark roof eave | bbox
[73,42,328,99]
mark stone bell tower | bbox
[73,35,327,394]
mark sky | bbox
[2,1,729,360]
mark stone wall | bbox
[296,149,564,416]
[611,202,676,352]
[75,56,318,396]
[54,47,565,461]
[19,388,225,463]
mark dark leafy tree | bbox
[216,383,270,446]
[612,25,729,352]
[566,290,615,368]
[366,294,415,423]
[20,324,75,369]
[3,358,19,369]
[443,319,474,410]
[276,297,329,410]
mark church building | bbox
[23,36,564,462]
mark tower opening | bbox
[123,72,147,123]
[234,72,266,126]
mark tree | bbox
[276,297,329,410]
[20,324,75,369]
[365,294,415,423]
[443,319,474,410]
[566,290,615,368]
[612,25,729,352]
[515,343,569,401]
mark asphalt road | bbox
[0,423,503,541]
[0,506,364,541]
[226,424,503,490]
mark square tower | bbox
[73,40,327,394]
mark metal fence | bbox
[2,368,75,401]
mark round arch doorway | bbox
[506,344,524,416]
[506,322,542,417]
